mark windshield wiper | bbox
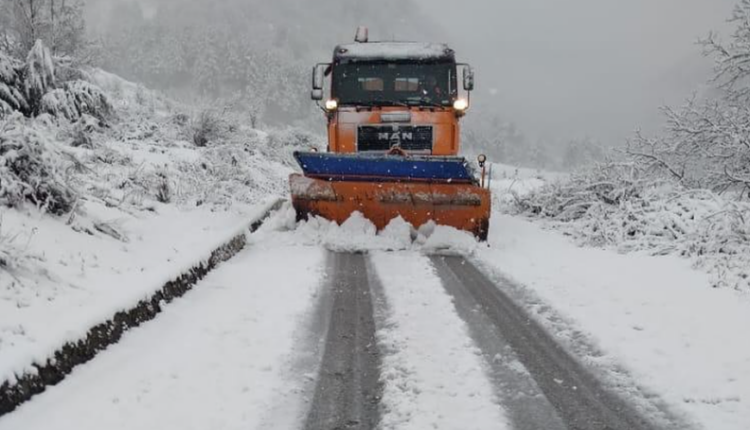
[406,98,446,108]
[342,100,409,108]
[341,100,375,106]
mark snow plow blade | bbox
[290,153,491,240]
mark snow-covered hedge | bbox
[0,117,77,215]
[514,163,750,291]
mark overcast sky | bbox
[415,0,737,144]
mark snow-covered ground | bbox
[0,241,326,430]
[0,201,270,384]
[478,214,750,430]
[2,194,749,429]
[0,215,509,430]
[482,168,750,429]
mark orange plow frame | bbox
[290,174,491,241]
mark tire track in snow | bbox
[432,255,661,430]
[370,251,511,430]
[304,252,382,430]
[431,255,568,430]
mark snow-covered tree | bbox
[48,0,85,57]
[94,0,434,126]
[24,38,54,113]
[624,0,750,197]
[0,0,86,57]
[702,0,750,102]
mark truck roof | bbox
[333,42,455,63]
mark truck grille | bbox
[357,125,433,152]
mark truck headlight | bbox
[453,98,469,111]
[325,99,339,111]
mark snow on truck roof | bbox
[334,42,455,62]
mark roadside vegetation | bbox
[511,1,750,291]
[0,0,321,278]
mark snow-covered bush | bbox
[41,80,112,122]
[153,170,172,204]
[40,89,77,121]
[191,109,226,147]
[160,125,320,208]
[0,52,29,117]
[0,218,29,274]
[266,127,318,149]
[0,117,77,215]
[513,161,648,222]
[2,40,111,123]
[628,99,750,196]
[514,162,750,290]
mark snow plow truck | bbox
[290,28,491,240]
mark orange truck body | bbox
[290,35,491,240]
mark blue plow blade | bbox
[293,152,475,184]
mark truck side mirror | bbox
[312,64,328,91]
[463,66,475,91]
[312,63,330,100]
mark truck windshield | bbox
[331,62,457,107]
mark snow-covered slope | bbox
[1,69,318,387]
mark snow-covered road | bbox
[2,209,747,430]
[0,238,518,430]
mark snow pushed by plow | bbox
[267,203,482,256]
